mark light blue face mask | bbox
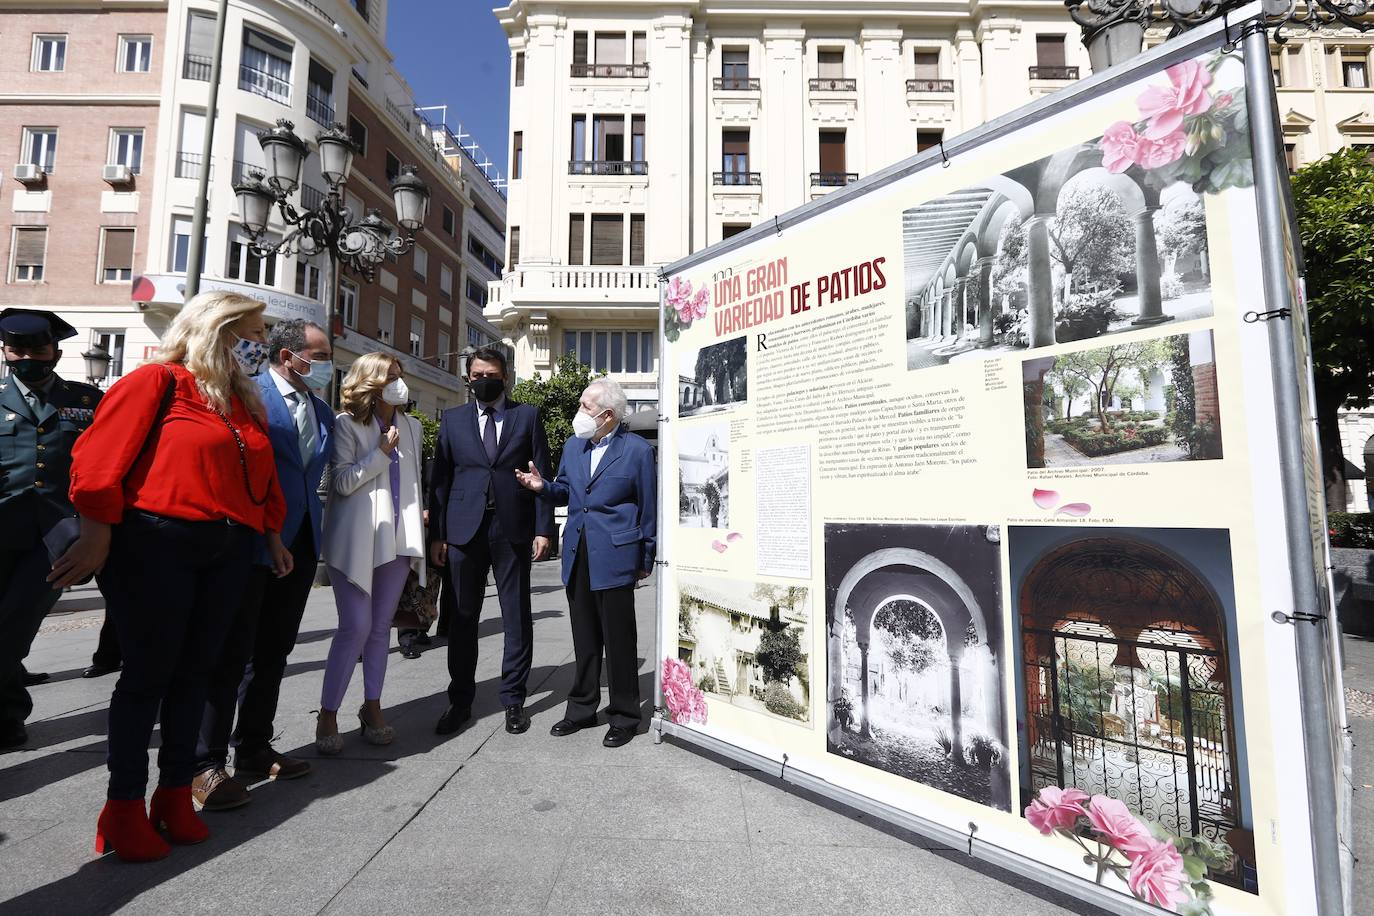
[292,351,334,390]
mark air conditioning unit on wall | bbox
[102,164,133,185]
[13,163,43,184]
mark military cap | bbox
[0,308,78,348]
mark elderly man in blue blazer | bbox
[194,318,334,810]
[516,376,656,748]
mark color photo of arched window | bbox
[1009,526,1257,893]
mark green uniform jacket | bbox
[0,375,103,551]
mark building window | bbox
[1342,54,1368,89]
[170,217,206,273]
[722,129,749,177]
[228,230,278,286]
[467,326,486,348]
[23,128,58,173]
[1356,143,1374,166]
[92,329,126,378]
[385,150,400,182]
[633,31,647,66]
[1036,35,1066,68]
[348,116,368,156]
[239,27,293,105]
[596,32,626,65]
[339,277,358,328]
[101,228,135,282]
[467,236,502,274]
[917,130,943,153]
[442,205,455,236]
[914,49,939,79]
[1271,52,1283,88]
[722,48,749,82]
[307,59,335,125]
[632,115,646,163]
[377,299,394,343]
[413,244,428,281]
[110,129,144,174]
[351,0,368,22]
[465,278,488,307]
[571,115,587,160]
[512,131,523,179]
[722,223,749,240]
[818,129,847,176]
[509,226,520,267]
[818,49,844,79]
[119,35,152,73]
[514,52,525,86]
[563,329,654,373]
[437,330,451,371]
[184,12,216,80]
[573,31,588,65]
[590,214,624,265]
[33,35,66,72]
[410,316,424,357]
[437,264,453,299]
[11,228,47,282]
[630,214,645,266]
[568,214,585,265]
[1284,143,1297,173]
[592,116,623,161]
[352,57,369,87]
[295,258,322,299]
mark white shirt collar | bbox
[592,426,616,449]
[270,366,304,400]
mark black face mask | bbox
[7,357,57,384]
[469,376,504,404]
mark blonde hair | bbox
[340,351,401,423]
[156,290,266,420]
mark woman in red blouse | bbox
[58,291,290,863]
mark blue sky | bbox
[387,3,511,177]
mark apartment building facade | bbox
[489,1,1374,412]
[0,0,477,415]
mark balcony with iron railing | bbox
[568,160,648,176]
[809,78,856,91]
[231,159,261,185]
[713,171,761,186]
[906,78,955,92]
[300,184,327,211]
[811,172,858,187]
[570,63,649,78]
[306,88,334,126]
[713,76,760,91]
[175,151,211,180]
[1029,65,1080,80]
[183,54,211,81]
[239,63,291,105]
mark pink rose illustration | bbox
[1214,91,1234,109]
[1127,838,1191,910]
[1054,502,1093,517]
[1025,785,1089,835]
[1032,488,1061,510]
[1137,60,1213,139]
[688,286,709,320]
[1135,130,1187,170]
[1085,796,1154,859]
[661,657,708,724]
[1100,122,1144,174]
[665,276,688,307]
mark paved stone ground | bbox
[1041,432,1189,467]
[1,562,1114,916]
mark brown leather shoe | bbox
[234,747,312,781]
[191,767,251,811]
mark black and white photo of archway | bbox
[902,52,1249,371]
[825,523,1010,811]
[678,335,748,417]
[1008,526,1257,892]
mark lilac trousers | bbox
[321,557,411,710]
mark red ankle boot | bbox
[94,798,171,862]
[149,785,210,845]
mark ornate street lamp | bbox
[233,118,431,404]
[1066,0,1372,70]
[81,343,112,386]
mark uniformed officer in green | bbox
[0,308,103,749]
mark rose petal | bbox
[711,540,728,553]
[1055,502,1092,517]
[1033,488,1060,509]
[726,532,743,542]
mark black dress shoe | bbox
[82,663,120,679]
[0,722,27,750]
[414,632,432,646]
[504,705,531,734]
[21,670,49,686]
[435,705,471,735]
[603,725,635,748]
[549,717,596,737]
[401,643,422,660]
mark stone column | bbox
[953,277,968,340]
[941,290,952,337]
[948,653,964,763]
[1026,215,1056,347]
[954,29,983,132]
[859,641,872,738]
[763,25,806,217]
[976,256,995,347]
[1131,206,1172,327]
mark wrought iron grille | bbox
[1028,65,1080,80]
[183,54,212,81]
[811,172,858,187]
[568,160,649,176]
[809,77,857,91]
[713,76,760,91]
[713,171,761,186]
[906,79,955,92]
[570,63,649,78]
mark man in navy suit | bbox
[194,319,334,809]
[431,347,554,736]
[516,377,656,748]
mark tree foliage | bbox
[1048,340,1167,432]
[1048,183,1134,300]
[695,337,748,404]
[510,353,602,471]
[1291,148,1374,503]
[873,600,943,676]
[993,214,1028,300]
[1155,198,1207,270]
[756,626,805,686]
[407,409,440,463]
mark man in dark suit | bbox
[0,309,102,749]
[194,319,334,808]
[431,347,554,735]
[516,377,656,747]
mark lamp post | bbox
[80,344,112,386]
[233,118,432,404]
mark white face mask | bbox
[573,409,604,439]
[381,377,409,406]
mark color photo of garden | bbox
[1022,330,1222,468]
